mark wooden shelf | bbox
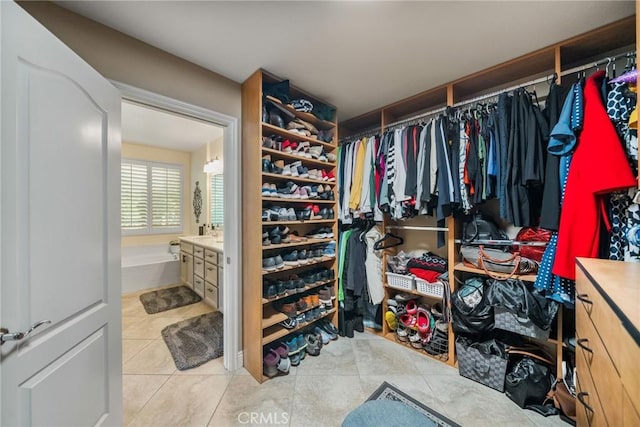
[381,332,449,364]
[383,284,444,300]
[262,308,337,346]
[262,147,336,168]
[262,123,336,150]
[262,256,335,276]
[261,196,336,204]
[453,263,538,282]
[262,307,288,329]
[262,279,335,305]
[262,219,335,226]
[262,172,336,186]
[265,95,336,131]
[263,238,334,251]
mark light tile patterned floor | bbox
[122,287,566,426]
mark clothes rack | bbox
[386,225,449,232]
[454,239,549,246]
[382,105,448,131]
[560,50,636,78]
[339,126,381,144]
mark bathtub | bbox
[121,244,180,293]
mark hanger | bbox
[373,232,404,250]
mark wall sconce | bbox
[203,157,223,175]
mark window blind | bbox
[121,162,148,231]
[210,174,224,225]
[151,166,182,228]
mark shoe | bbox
[313,326,332,345]
[292,276,306,293]
[399,313,417,329]
[285,208,296,221]
[345,319,355,338]
[385,311,398,330]
[275,301,297,317]
[309,146,323,159]
[305,311,314,323]
[289,232,307,243]
[263,283,277,300]
[408,328,422,349]
[269,110,284,128]
[263,349,280,378]
[323,241,336,257]
[296,313,307,325]
[282,250,299,266]
[307,228,326,239]
[262,257,277,272]
[310,293,320,306]
[295,297,308,311]
[279,317,297,329]
[276,354,291,374]
[275,280,286,296]
[318,287,333,305]
[272,159,284,174]
[405,300,418,315]
[284,336,299,355]
[319,319,339,335]
[273,255,285,269]
[325,171,336,182]
[296,208,312,221]
[298,249,309,264]
[326,152,337,162]
[262,183,273,197]
[305,333,322,356]
[354,316,364,333]
[396,323,409,342]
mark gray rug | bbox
[139,286,202,314]
[365,382,460,427]
[161,311,224,370]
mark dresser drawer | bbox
[205,281,218,308]
[577,352,608,427]
[193,257,205,279]
[193,245,204,258]
[623,387,640,427]
[576,304,622,426]
[205,262,217,285]
[204,249,218,265]
[193,275,205,297]
[180,242,193,255]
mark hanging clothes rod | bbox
[452,74,551,110]
[386,225,449,232]
[560,50,636,78]
[338,125,381,144]
[454,239,549,246]
[383,106,448,131]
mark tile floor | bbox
[122,286,565,426]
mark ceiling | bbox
[122,101,223,151]
[58,1,635,121]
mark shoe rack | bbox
[242,69,339,383]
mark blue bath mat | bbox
[139,285,202,314]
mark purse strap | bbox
[478,245,521,280]
[507,349,554,366]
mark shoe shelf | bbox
[383,284,443,300]
[265,95,336,131]
[262,308,337,346]
[261,172,337,187]
[263,238,334,251]
[262,123,336,150]
[381,332,449,363]
[453,262,538,282]
[262,148,336,168]
[261,197,336,204]
[262,256,335,276]
[262,302,329,329]
[262,219,335,226]
[262,279,336,305]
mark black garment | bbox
[338,142,348,212]
[435,117,453,221]
[497,93,512,219]
[466,118,482,204]
[419,121,433,205]
[448,117,462,204]
[539,82,568,231]
[404,125,419,199]
[345,231,367,297]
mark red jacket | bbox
[552,71,637,280]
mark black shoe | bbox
[269,110,284,128]
[354,316,364,333]
[345,319,355,338]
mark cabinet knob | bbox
[577,338,594,354]
[576,293,593,305]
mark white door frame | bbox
[112,81,242,371]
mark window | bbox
[121,160,183,234]
[210,174,224,226]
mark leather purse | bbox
[463,213,509,246]
[515,227,552,262]
[460,245,538,280]
[505,348,555,409]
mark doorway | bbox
[115,82,242,375]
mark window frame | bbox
[209,173,224,227]
[121,158,184,236]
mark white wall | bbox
[190,136,224,234]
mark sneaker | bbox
[307,228,326,239]
[263,349,280,378]
[309,146,323,159]
[305,311,314,323]
[296,313,307,325]
[295,334,307,352]
[282,164,292,176]
[325,171,336,182]
[313,326,332,345]
[282,250,299,266]
[275,301,297,317]
[279,317,297,329]
[284,336,299,355]
[305,333,322,356]
[323,241,336,257]
[262,257,277,272]
[298,249,309,264]
[295,297,308,311]
[273,255,285,269]
[319,319,339,336]
[318,287,333,305]
[285,208,297,221]
[275,280,286,296]
[263,283,277,300]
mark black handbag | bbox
[451,277,494,336]
[505,349,555,408]
[463,213,509,245]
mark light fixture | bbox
[203,157,223,175]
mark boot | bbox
[345,318,355,338]
[354,316,364,333]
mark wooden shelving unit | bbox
[242,69,339,383]
[338,16,635,381]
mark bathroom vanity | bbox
[179,236,224,310]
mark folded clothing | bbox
[291,99,313,113]
[407,252,448,273]
[409,268,441,283]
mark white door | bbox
[1,3,122,426]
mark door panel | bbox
[1,3,122,426]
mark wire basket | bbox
[415,278,445,298]
[385,272,415,291]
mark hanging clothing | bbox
[364,225,384,304]
[553,71,637,280]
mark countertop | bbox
[576,258,640,345]
[179,236,224,252]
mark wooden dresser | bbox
[575,258,640,426]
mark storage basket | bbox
[456,338,508,392]
[385,272,415,291]
[494,307,551,340]
[415,278,445,298]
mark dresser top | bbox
[577,258,640,344]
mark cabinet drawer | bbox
[180,242,193,255]
[218,252,224,265]
[576,305,622,426]
[193,245,204,258]
[193,276,205,297]
[205,262,217,285]
[577,354,608,427]
[193,257,205,279]
[205,249,218,264]
[623,387,640,427]
[205,281,218,308]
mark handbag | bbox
[460,245,538,280]
[451,277,494,335]
[515,227,552,262]
[463,213,509,246]
[505,348,555,408]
